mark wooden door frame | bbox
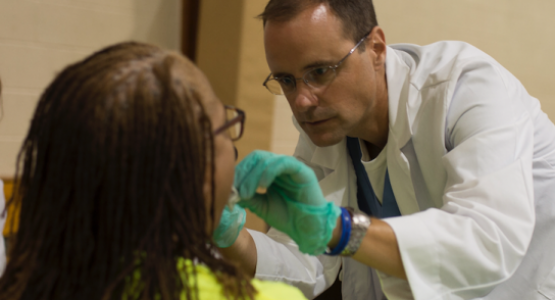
[181,0,201,61]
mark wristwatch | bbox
[341,207,371,256]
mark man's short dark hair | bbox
[259,0,378,47]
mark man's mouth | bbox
[303,118,331,127]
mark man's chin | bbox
[307,132,345,148]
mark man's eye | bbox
[278,76,295,87]
[312,67,329,76]
[307,67,334,85]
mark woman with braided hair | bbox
[0,42,305,300]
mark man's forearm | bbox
[219,228,257,277]
[353,218,406,279]
[329,216,407,279]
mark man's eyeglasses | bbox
[262,31,371,96]
[213,105,245,141]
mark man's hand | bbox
[234,150,340,255]
[213,204,246,248]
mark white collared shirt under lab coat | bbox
[249,41,555,300]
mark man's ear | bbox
[367,26,387,67]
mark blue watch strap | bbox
[325,207,351,256]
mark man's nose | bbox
[290,82,317,113]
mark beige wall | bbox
[3,0,551,228]
[0,0,181,178]
[197,0,274,232]
[271,95,298,155]
[375,0,555,116]
[270,0,555,156]
[197,0,274,161]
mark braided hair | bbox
[0,42,255,300]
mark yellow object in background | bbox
[256,187,268,194]
[2,179,19,238]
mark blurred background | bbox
[0,0,554,235]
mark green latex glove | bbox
[213,204,246,248]
[234,150,341,255]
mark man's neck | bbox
[358,98,389,158]
[355,70,390,159]
[363,140,384,161]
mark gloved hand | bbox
[234,150,340,255]
[213,204,246,248]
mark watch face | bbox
[341,211,371,256]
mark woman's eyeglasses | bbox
[213,105,245,141]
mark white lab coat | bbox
[251,41,555,300]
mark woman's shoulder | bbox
[179,259,306,300]
[250,277,307,300]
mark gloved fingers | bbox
[259,160,325,206]
[234,150,275,180]
[213,205,247,248]
[235,151,319,201]
[227,203,247,218]
[290,161,320,183]
[256,156,305,190]
[236,193,269,214]
[237,191,293,228]
[235,151,285,199]
[270,175,323,206]
[215,205,245,229]
[256,156,320,194]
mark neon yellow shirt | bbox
[123,258,306,300]
[177,259,307,300]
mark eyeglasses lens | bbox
[265,79,285,95]
[265,67,336,96]
[225,108,241,140]
[306,67,336,87]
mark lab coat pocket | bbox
[539,264,555,299]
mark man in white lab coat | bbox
[220,0,555,299]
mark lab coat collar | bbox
[310,139,345,171]
[385,47,421,215]
[385,46,414,149]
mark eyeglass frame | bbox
[213,105,245,141]
[262,30,372,95]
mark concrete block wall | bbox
[376,0,555,116]
[0,0,181,178]
[270,95,298,155]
